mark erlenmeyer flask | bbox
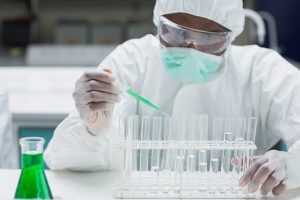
[15,137,53,199]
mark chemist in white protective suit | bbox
[45,0,300,196]
[0,83,18,168]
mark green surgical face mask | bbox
[162,47,224,84]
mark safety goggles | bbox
[158,15,233,55]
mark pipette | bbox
[119,84,170,117]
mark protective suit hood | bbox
[153,0,245,41]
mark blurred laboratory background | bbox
[0,0,298,167]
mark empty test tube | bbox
[118,116,126,193]
[131,116,139,174]
[234,118,246,176]
[174,155,184,195]
[140,116,151,183]
[150,117,162,193]
[161,117,171,172]
[245,117,257,170]
[223,118,234,176]
[223,131,233,173]
[125,116,134,177]
[186,115,197,179]
[198,150,207,192]
[221,131,233,193]
[151,117,162,171]
[197,115,208,192]
[208,117,223,194]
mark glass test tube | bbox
[179,117,187,193]
[126,116,133,177]
[118,116,127,194]
[245,117,257,169]
[186,115,197,182]
[198,115,208,192]
[174,155,184,195]
[151,117,162,193]
[140,116,151,190]
[232,117,246,194]
[131,116,139,172]
[161,117,172,194]
[223,132,233,173]
[130,116,139,192]
[223,118,235,180]
[211,117,222,171]
[169,117,184,194]
[209,117,223,194]
[222,130,233,194]
[198,150,208,193]
[234,118,246,176]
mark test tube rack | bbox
[115,115,257,199]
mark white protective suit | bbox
[45,0,300,188]
[0,83,18,168]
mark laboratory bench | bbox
[0,66,94,166]
[0,170,299,200]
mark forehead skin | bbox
[164,12,231,32]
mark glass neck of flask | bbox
[19,137,45,168]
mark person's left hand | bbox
[239,150,292,196]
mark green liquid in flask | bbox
[15,152,53,199]
[126,88,169,117]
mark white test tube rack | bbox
[115,115,257,199]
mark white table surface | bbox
[0,170,299,200]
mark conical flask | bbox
[15,137,53,199]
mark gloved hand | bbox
[73,68,121,135]
[239,150,291,196]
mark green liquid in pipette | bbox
[126,88,169,117]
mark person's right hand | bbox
[73,68,122,135]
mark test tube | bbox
[150,117,162,193]
[161,117,172,194]
[199,114,209,140]
[245,117,257,169]
[173,117,183,170]
[140,116,151,186]
[131,115,139,190]
[222,131,233,194]
[209,117,223,194]
[174,155,184,195]
[197,115,208,192]
[198,150,208,193]
[234,118,246,174]
[211,117,222,168]
[199,150,208,172]
[198,114,209,158]
[223,118,235,175]
[171,117,184,194]
[232,117,246,193]
[179,117,187,193]
[186,115,197,181]
[118,115,126,195]
[235,118,246,141]
[223,132,233,171]
[246,117,257,142]
[126,116,134,177]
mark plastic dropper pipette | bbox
[119,84,170,117]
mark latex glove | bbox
[73,68,121,135]
[239,150,291,196]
